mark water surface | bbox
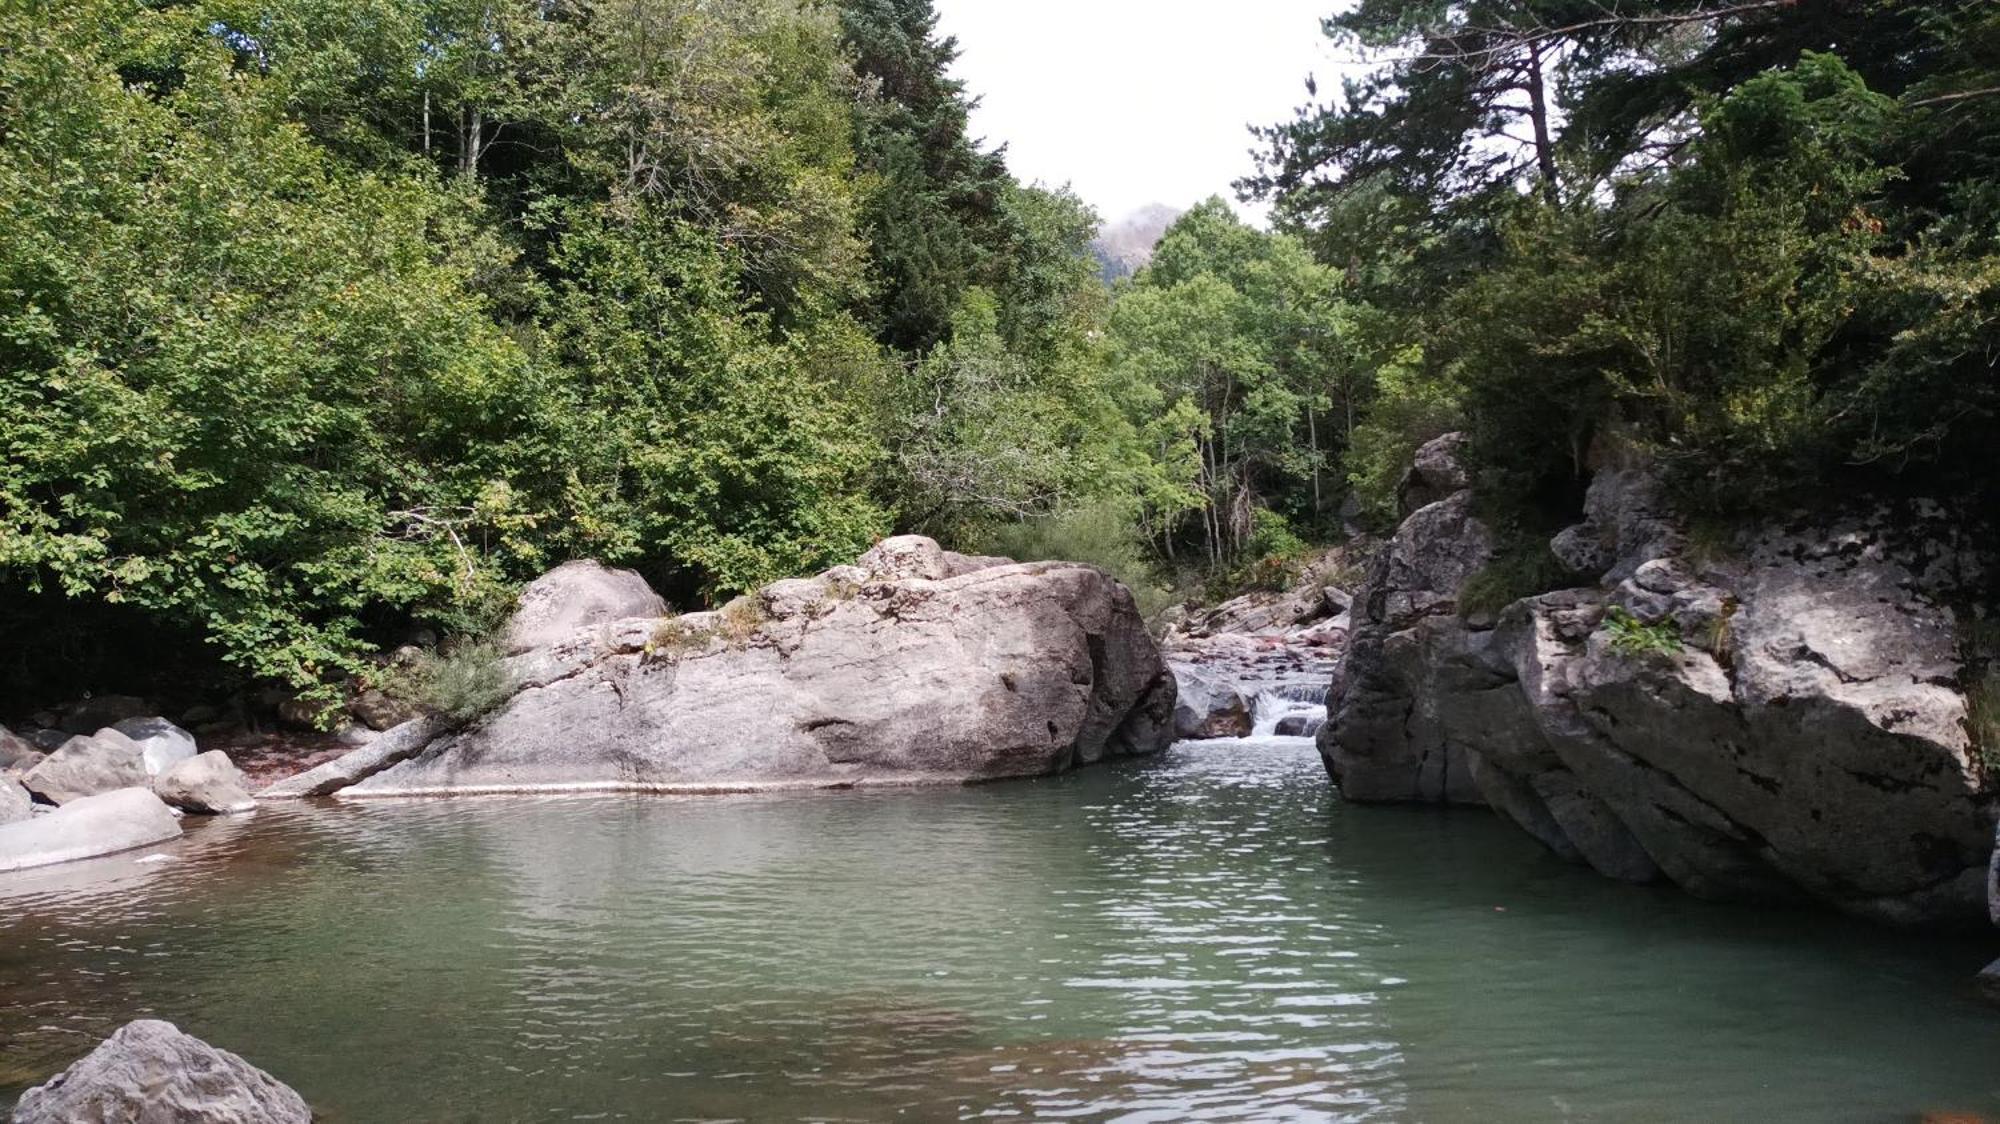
[3,741,1996,1121]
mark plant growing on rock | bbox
[1604,608,1684,660]
[385,640,513,722]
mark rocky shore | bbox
[1320,434,1999,928]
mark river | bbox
[3,738,1997,1121]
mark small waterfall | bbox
[1249,681,1327,739]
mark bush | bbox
[1604,607,1684,659]
[386,640,513,722]
[975,500,1177,620]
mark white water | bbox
[1248,680,1326,738]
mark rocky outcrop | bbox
[21,730,149,805]
[1320,437,1996,925]
[504,559,668,654]
[11,1019,309,1124]
[283,538,1173,797]
[258,715,457,799]
[155,751,256,815]
[0,788,181,873]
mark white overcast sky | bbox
[931,2,1347,226]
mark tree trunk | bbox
[1525,41,1560,205]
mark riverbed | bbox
[3,739,1997,1121]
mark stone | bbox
[1979,959,2000,1006]
[339,542,1174,797]
[24,727,68,751]
[1172,667,1253,739]
[258,715,464,799]
[0,724,38,769]
[0,788,182,873]
[346,689,420,732]
[0,777,32,825]
[1319,489,1494,805]
[1274,714,1324,738]
[11,1018,309,1123]
[1319,447,1996,924]
[1395,431,1472,516]
[155,751,256,815]
[56,694,153,736]
[110,716,199,776]
[504,559,668,654]
[21,730,149,805]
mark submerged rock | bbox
[1320,438,1996,925]
[155,751,256,815]
[11,1018,309,1123]
[0,788,181,873]
[322,537,1173,797]
[21,730,149,805]
[504,558,668,654]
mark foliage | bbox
[1603,607,1684,660]
[1458,543,1570,621]
[386,639,513,722]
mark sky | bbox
[931,1,1346,227]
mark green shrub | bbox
[975,500,1177,620]
[1604,607,1684,659]
[1459,544,1573,620]
[386,639,513,722]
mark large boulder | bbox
[21,730,149,805]
[155,751,256,815]
[329,541,1173,797]
[1319,450,1997,925]
[12,1018,309,1124]
[110,716,199,776]
[503,559,668,654]
[1395,432,1473,516]
[0,788,181,873]
[346,689,420,733]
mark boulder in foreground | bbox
[21,730,149,805]
[12,1018,309,1124]
[0,788,180,873]
[504,558,667,654]
[324,537,1173,796]
[155,751,256,815]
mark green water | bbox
[2,740,1997,1122]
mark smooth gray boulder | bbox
[1319,445,1996,925]
[111,716,199,776]
[346,689,419,732]
[0,788,181,873]
[11,1018,309,1123]
[154,751,256,815]
[504,559,668,654]
[21,730,149,805]
[341,539,1174,797]
[0,777,31,825]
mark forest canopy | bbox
[1,0,1996,710]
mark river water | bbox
[3,739,1997,1121]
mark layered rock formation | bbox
[278,537,1173,797]
[11,1019,310,1123]
[1321,435,1997,925]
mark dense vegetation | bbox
[1245,0,2000,525]
[3,0,1996,713]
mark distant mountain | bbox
[1091,203,1183,284]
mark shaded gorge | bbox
[2,741,1997,1121]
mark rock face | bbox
[111,716,199,776]
[0,788,182,872]
[258,716,456,800]
[12,1018,310,1124]
[21,730,149,805]
[317,538,1173,796]
[1320,436,1996,925]
[155,752,256,815]
[0,725,38,769]
[504,559,668,654]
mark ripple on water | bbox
[2,743,1998,1121]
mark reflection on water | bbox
[2,740,1998,1122]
